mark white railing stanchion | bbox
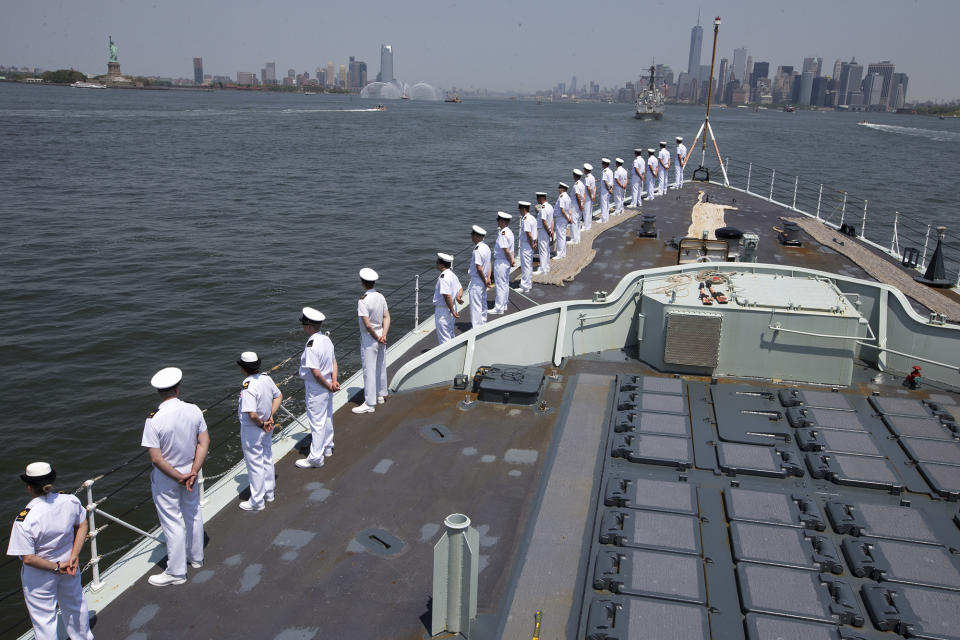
[921,224,932,270]
[816,184,823,220]
[724,157,730,186]
[890,211,900,257]
[746,162,752,193]
[414,274,420,328]
[792,176,798,210]
[84,480,104,592]
[198,470,207,507]
[860,200,868,239]
[769,169,775,201]
[839,192,847,227]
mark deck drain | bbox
[354,528,404,557]
[419,423,461,443]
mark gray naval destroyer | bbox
[9,154,960,639]
[634,65,665,120]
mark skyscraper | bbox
[732,47,747,83]
[261,61,276,86]
[715,58,729,102]
[866,61,895,108]
[570,75,577,96]
[193,57,203,85]
[348,56,367,91]
[838,59,863,106]
[862,73,884,107]
[338,64,346,89]
[327,62,334,88]
[380,45,394,83]
[799,71,815,106]
[802,56,822,77]
[890,73,909,109]
[749,62,769,88]
[687,19,703,79]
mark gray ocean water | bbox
[0,81,958,632]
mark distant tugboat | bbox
[635,64,664,120]
[444,92,461,103]
[782,105,795,112]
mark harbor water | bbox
[0,81,958,635]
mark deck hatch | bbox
[603,476,698,514]
[723,487,825,530]
[663,312,721,368]
[586,596,709,640]
[868,396,931,418]
[744,614,845,640]
[795,429,884,457]
[592,549,706,603]
[916,462,960,499]
[862,584,960,639]
[611,433,693,469]
[735,564,862,625]
[613,411,689,436]
[730,522,842,573]
[900,437,960,466]
[841,537,960,590]
[806,453,904,492]
[598,509,701,554]
[825,502,939,543]
[717,443,804,478]
[882,415,956,441]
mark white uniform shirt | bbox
[357,289,388,341]
[141,398,208,471]
[573,180,586,212]
[299,332,335,382]
[615,166,628,188]
[238,373,281,430]
[658,148,670,171]
[537,203,554,236]
[584,173,596,199]
[471,242,491,283]
[632,157,645,182]
[433,269,462,307]
[7,493,85,562]
[647,155,659,178]
[676,144,688,166]
[556,192,573,222]
[521,213,537,248]
[602,167,614,192]
[495,226,515,262]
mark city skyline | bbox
[1,0,958,100]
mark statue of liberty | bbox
[109,36,118,63]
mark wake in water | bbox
[858,121,959,142]
[280,108,384,113]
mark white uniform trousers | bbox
[674,164,684,189]
[570,212,581,244]
[554,219,567,258]
[21,565,93,640]
[520,245,534,290]
[631,181,642,207]
[583,199,593,231]
[304,379,334,463]
[614,187,624,214]
[359,338,387,407]
[151,467,203,578]
[493,261,511,312]
[537,232,551,273]
[434,306,455,344]
[658,169,668,195]
[468,280,487,329]
[646,176,656,201]
[600,191,610,222]
[241,424,275,508]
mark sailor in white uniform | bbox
[354,268,390,414]
[517,201,537,291]
[657,141,671,195]
[554,182,572,260]
[631,149,644,208]
[297,308,339,469]
[141,367,209,585]
[7,462,94,640]
[571,169,585,244]
[599,159,613,222]
[468,225,492,328]
[236,352,281,511]
[534,192,553,274]
[674,137,687,190]
[613,158,627,215]
[582,163,596,231]
[433,253,463,344]
[491,212,514,314]
[645,148,658,201]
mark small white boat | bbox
[71,81,107,89]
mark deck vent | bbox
[664,313,722,368]
[476,364,545,405]
[432,513,479,638]
[354,528,404,557]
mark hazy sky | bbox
[1,0,956,100]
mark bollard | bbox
[432,513,479,637]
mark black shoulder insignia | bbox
[15,508,29,522]
[307,339,314,347]
[148,411,156,419]
[242,381,250,389]
[501,230,506,235]
[361,292,367,299]
[440,273,445,278]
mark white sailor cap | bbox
[647,148,656,154]
[497,211,513,220]
[151,366,183,390]
[21,462,54,483]
[676,137,683,142]
[634,148,643,154]
[238,351,259,364]
[601,158,610,164]
[583,163,593,171]
[535,192,547,198]
[558,181,569,189]
[659,141,667,146]
[573,168,583,177]
[615,157,624,164]
[359,267,379,282]
[472,225,487,236]
[437,252,454,263]
[300,306,326,324]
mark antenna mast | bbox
[690,16,729,186]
